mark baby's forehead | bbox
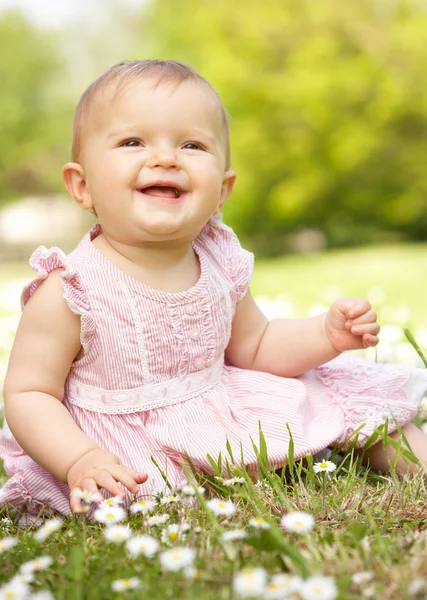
[87,77,224,136]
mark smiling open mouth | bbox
[140,186,182,199]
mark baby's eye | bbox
[182,142,204,150]
[122,139,143,147]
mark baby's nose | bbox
[145,146,179,169]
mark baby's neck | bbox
[92,233,200,292]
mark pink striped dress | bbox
[1,216,426,518]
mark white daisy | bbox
[129,499,157,514]
[74,489,101,504]
[104,525,133,543]
[352,571,374,585]
[10,574,34,586]
[183,566,199,580]
[206,498,236,517]
[180,485,205,496]
[99,496,124,508]
[111,578,141,592]
[281,511,315,534]
[0,518,12,530]
[34,518,63,542]
[144,514,170,527]
[254,480,268,489]
[0,537,18,553]
[300,575,338,600]
[30,591,56,600]
[233,567,267,598]
[419,398,427,419]
[159,547,195,572]
[221,529,247,542]
[161,524,187,545]
[248,517,270,530]
[264,574,303,599]
[222,477,246,486]
[408,579,425,595]
[20,556,53,574]
[126,535,159,558]
[76,505,90,514]
[313,461,336,474]
[159,493,181,506]
[0,580,29,600]
[93,506,126,526]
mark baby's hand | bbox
[325,298,380,352]
[66,448,148,513]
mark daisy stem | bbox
[321,473,326,513]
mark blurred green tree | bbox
[0,11,70,203]
[134,0,427,253]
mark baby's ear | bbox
[217,170,237,211]
[62,162,94,211]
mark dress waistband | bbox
[66,358,224,414]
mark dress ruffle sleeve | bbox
[21,246,95,357]
[203,214,255,301]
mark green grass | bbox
[0,447,426,599]
[252,242,427,328]
[1,243,427,599]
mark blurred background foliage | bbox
[2,0,427,255]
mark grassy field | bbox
[0,243,427,599]
[251,242,427,327]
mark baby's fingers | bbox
[349,322,380,337]
[70,487,84,513]
[346,308,378,327]
[94,470,128,499]
[125,468,148,487]
[108,466,147,495]
[362,333,379,348]
[345,298,372,320]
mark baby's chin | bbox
[132,215,192,241]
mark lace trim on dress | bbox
[118,281,152,382]
[168,300,190,378]
[203,215,255,302]
[66,356,225,414]
[21,246,96,358]
[315,357,415,447]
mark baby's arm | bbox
[3,270,146,511]
[225,290,379,378]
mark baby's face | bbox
[78,78,235,245]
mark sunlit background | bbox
[1,0,427,395]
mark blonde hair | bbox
[71,59,231,168]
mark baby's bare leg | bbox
[361,423,427,475]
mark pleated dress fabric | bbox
[0,216,426,518]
